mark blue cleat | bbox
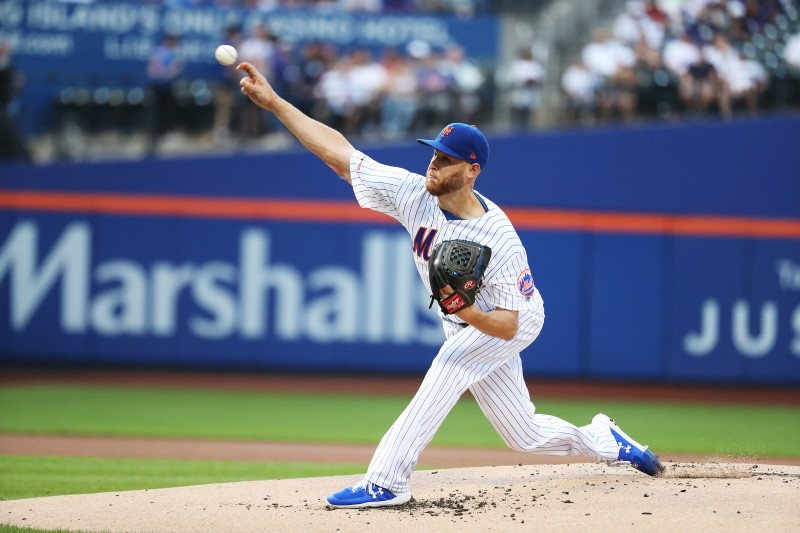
[593,414,666,477]
[327,479,412,508]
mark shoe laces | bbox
[351,479,369,492]
[352,479,385,498]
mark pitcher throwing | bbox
[236,61,665,509]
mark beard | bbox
[425,166,467,196]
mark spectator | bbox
[694,0,735,38]
[703,33,754,116]
[313,55,352,132]
[581,28,638,121]
[283,42,329,117]
[497,49,544,130]
[633,32,663,73]
[727,0,750,42]
[561,58,597,125]
[146,33,184,155]
[679,47,727,116]
[238,22,278,139]
[346,48,387,134]
[785,32,800,70]
[379,48,418,138]
[680,0,717,23]
[644,0,668,25]
[239,22,277,85]
[613,0,665,50]
[632,31,674,118]
[212,25,244,146]
[441,44,485,124]
[415,48,456,132]
[742,0,786,33]
[612,3,641,45]
[662,31,701,78]
[734,48,769,115]
[0,41,30,162]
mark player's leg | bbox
[470,356,665,475]
[327,326,520,507]
[366,326,522,492]
[469,355,618,461]
[344,303,546,502]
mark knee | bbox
[503,439,529,453]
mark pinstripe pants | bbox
[365,297,620,493]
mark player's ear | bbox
[469,163,482,179]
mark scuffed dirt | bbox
[1,463,798,532]
[2,369,798,531]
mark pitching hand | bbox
[237,62,278,111]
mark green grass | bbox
[1,384,798,457]
[0,383,798,503]
[0,385,401,444]
[0,455,362,501]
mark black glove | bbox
[428,239,492,314]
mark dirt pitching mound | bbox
[1,462,798,533]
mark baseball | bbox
[214,44,238,66]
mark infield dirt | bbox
[2,369,799,531]
[1,462,798,532]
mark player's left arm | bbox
[436,285,518,340]
[444,247,529,340]
[454,305,519,341]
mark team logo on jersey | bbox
[517,269,534,298]
[464,280,476,290]
[412,227,438,261]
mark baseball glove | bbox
[428,239,492,314]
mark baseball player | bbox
[236,61,665,509]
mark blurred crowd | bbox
[561,0,800,123]
[163,0,800,151]
[2,0,800,162]
[203,26,493,149]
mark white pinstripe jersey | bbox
[350,150,544,334]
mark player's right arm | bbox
[237,62,355,183]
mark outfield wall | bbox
[1,117,799,384]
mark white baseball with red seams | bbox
[214,45,238,66]
[349,150,623,494]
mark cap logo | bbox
[470,152,477,160]
[440,126,454,138]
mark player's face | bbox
[425,150,469,196]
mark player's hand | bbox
[439,285,475,321]
[438,286,455,300]
[237,62,278,111]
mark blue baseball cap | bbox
[417,123,489,169]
